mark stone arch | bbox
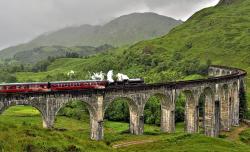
[200,87,219,137]
[231,82,239,126]
[198,91,206,133]
[216,69,220,76]
[222,70,227,76]
[144,92,175,133]
[54,96,95,118]
[239,79,247,120]
[220,84,230,131]
[104,95,142,135]
[182,90,199,133]
[0,99,45,127]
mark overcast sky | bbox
[0,0,219,50]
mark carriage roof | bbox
[0,80,108,86]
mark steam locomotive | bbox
[0,79,144,94]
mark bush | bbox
[105,99,129,122]
[144,96,161,125]
[57,101,89,120]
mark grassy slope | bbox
[0,106,249,152]
[17,0,250,101]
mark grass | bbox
[0,106,250,152]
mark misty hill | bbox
[0,12,182,60]
[13,44,113,63]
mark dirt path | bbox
[112,140,155,148]
[226,124,248,141]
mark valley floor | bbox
[0,106,250,152]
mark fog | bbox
[0,0,219,50]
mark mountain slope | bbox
[13,44,113,63]
[0,12,182,60]
[17,0,250,100]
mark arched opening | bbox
[56,100,89,123]
[220,84,230,131]
[55,98,104,140]
[239,79,247,120]
[222,70,227,76]
[215,100,220,136]
[0,105,43,128]
[198,93,205,133]
[56,100,91,131]
[144,96,161,127]
[175,92,186,132]
[183,91,198,133]
[104,97,132,135]
[231,82,239,126]
[144,93,174,134]
[200,87,219,137]
[216,69,220,76]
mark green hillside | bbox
[17,0,250,100]
[0,12,182,60]
[13,44,113,63]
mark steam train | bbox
[0,79,144,94]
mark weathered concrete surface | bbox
[0,65,247,140]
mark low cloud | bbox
[0,0,219,49]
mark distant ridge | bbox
[0,12,182,60]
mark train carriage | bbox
[50,80,108,91]
[0,78,144,94]
[0,82,50,93]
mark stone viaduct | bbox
[0,65,247,140]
